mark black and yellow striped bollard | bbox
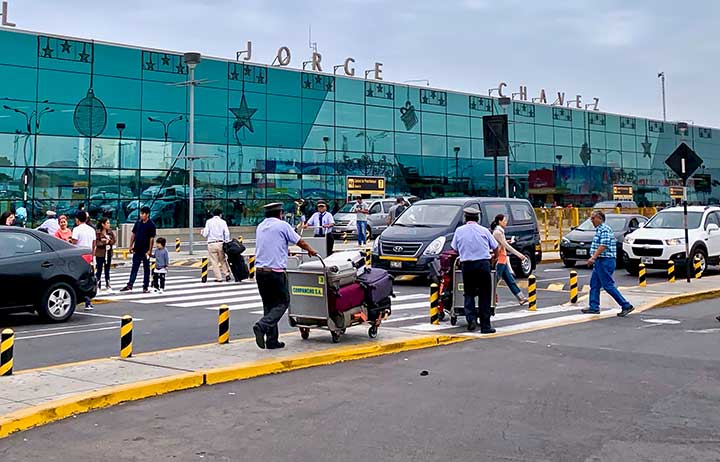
[342,232,348,245]
[1,328,14,376]
[694,255,702,279]
[150,257,156,272]
[569,270,578,304]
[238,235,243,244]
[429,283,440,325]
[218,304,230,344]
[528,274,537,311]
[201,257,209,283]
[175,238,181,252]
[248,255,256,280]
[365,248,372,268]
[120,315,133,359]
[638,263,647,287]
[667,259,675,283]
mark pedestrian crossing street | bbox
[98,270,617,334]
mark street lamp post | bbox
[453,146,460,183]
[116,122,125,226]
[181,52,201,255]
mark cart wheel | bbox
[300,328,310,340]
[450,316,457,326]
[368,325,378,338]
[331,331,341,343]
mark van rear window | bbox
[510,203,534,223]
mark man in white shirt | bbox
[201,208,231,282]
[37,210,60,235]
[304,200,335,255]
[71,211,96,311]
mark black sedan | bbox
[0,227,97,322]
[559,214,647,268]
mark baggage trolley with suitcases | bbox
[450,259,496,326]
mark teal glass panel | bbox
[554,126,571,146]
[336,102,364,128]
[118,139,140,170]
[335,127,365,152]
[535,106,552,125]
[514,122,535,144]
[365,82,395,108]
[195,58,228,91]
[512,142,535,162]
[267,67,301,98]
[300,73,335,101]
[621,134,636,153]
[36,135,82,167]
[335,77,364,103]
[571,128,586,148]
[34,168,89,199]
[92,75,141,110]
[303,149,334,176]
[302,124,333,150]
[535,144,555,163]
[447,115,470,137]
[420,89,447,114]
[194,115,227,144]
[447,138,470,160]
[363,129,393,154]
[141,80,186,114]
[229,145,264,174]
[37,68,89,105]
[267,122,301,149]
[395,132,421,155]
[0,133,32,166]
[267,95,300,123]
[231,119,266,147]
[421,111,446,136]
[193,144,228,172]
[421,156,448,178]
[421,134,447,157]
[36,36,93,73]
[0,30,38,67]
[228,63,267,94]
[142,112,186,142]
[365,105,393,131]
[446,92,469,116]
[228,89,266,121]
[302,99,334,125]
[470,117,484,139]
[471,139,484,158]
[0,64,37,103]
[195,86,229,117]
[93,43,142,80]
[140,140,177,170]
[606,132,621,151]
[102,108,141,141]
[571,110,586,129]
[606,114,620,133]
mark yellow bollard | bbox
[694,255,702,279]
[569,270,578,304]
[0,328,14,376]
[201,257,208,283]
[429,283,440,325]
[668,260,675,283]
[175,238,181,252]
[543,209,549,242]
[342,232,348,245]
[248,255,256,279]
[150,257,156,272]
[528,275,537,311]
[238,235,243,244]
[638,263,646,287]
[571,208,579,228]
[365,247,372,268]
[614,206,621,214]
[120,315,133,359]
[218,304,230,344]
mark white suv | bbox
[623,205,720,276]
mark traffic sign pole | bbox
[683,181,691,283]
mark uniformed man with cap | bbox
[304,200,335,255]
[253,202,318,349]
[451,206,499,333]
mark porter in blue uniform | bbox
[253,202,317,349]
[451,207,499,333]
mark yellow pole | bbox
[120,315,133,359]
[668,260,675,283]
[429,283,440,325]
[528,275,537,311]
[0,329,14,376]
[218,304,230,344]
[638,263,646,287]
[569,270,578,303]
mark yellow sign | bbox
[291,286,323,297]
[669,186,684,199]
[457,282,464,292]
[612,184,633,200]
[347,176,385,195]
[318,276,325,285]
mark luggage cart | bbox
[449,260,496,326]
[287,255,390,343]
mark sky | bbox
[6,0,720,127]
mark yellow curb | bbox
[0,372,204,439]
[204,335,468,385]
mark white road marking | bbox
[685,328,720,333]
[99,282,256,301]
[173,294,262,308]
[12,321,118,334]
[15,325,126,340]
[75,312,144,320]
[641,318,680,324]
[128,287,260,304]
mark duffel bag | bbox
[357,267,394,305]
[329,282,366,313]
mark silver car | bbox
[332,199,400,241]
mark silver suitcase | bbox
[298,251,363,287]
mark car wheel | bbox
[625,261,640,276]
[563,259,576,268]
[37,282,76,322]
[690,246,708,275]
[512,251,533,279]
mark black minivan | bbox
[372,197,542,278]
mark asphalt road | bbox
[1,261,707,371]
[4,299,720,461]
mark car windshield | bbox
[394,204,462,227]
[576,216,626,231]
[645,211,703,229]
[338,203,357,213]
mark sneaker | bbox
[159,289,164,294]
[106,283,112,291]
[266,341,285,350]
[152,288,159,293]
[480,328,496,334]
[119,286,132,293]
[84,303,94,311]
[225,275,232,282]
[581,308,601,314]
[617,306,635,317]
[716,315,720,323]
[143,288,150,294]
[252,324,266,349]
[518,297,528,306]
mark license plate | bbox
[390,261,402,269]
[641,257,654,264]
[576,249,588,256]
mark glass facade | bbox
[1,28,719,227]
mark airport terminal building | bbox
[1,26,718,227]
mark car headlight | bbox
[561,237,570,245]
[665,238,685,245]
[372,238,379,252]
[423,236,446,256]
[624,236,635,244]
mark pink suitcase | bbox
[329,282,365,313]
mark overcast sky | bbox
[7,0,720,127]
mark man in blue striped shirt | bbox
[582,210,634,316]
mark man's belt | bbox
[257,267,283,273]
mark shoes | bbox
[252,324,266,349]
[480,328,496,334]
[716,315,720,323]
[159,289,164,294]
[119,286,132,293]
[142,288,150,294]
[266,342,285,350]
[518,297,528,306]
[617,306,635,317]
[152,288,159,293]
[214,279,224,283]
[225,275,232,282]
[106,283,112,291]
[581,308,601,314]
[467,320,478,332]
[84,303,94,311]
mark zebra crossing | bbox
[98,269,605,336]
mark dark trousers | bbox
[95,252,112,287]
[127,252,150,290]
[256,271,290,345]
[461,259,492,330]
[315,233,334,255]
[152,272,166,290]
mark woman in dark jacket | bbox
[95,217,116,291]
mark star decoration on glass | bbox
[41,43,54,58]
[641,139,653,159]
[78,49,90,63]
[470,101,477,110]
[161,54,170,66]
[314,75,322,84]
[385,90,393,99]
[430,90,436,98]
[229,93,257,134]
[325,82,333,91]
[60,40,72,53]
[243,65,252,76]
[376,84,383,92]
[422,96,428,104]
[145,59,155,71]
[256,74,265,84]
[303,79,312,89]
[176,64,186,74]
[437,97,445,106]
[229,69,239,80]
[366,88,374,97]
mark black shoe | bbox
[119,286,132,293]
[266,341,285,350]
[252,324,266,349]
[480,328,496,334]
[142,288,150,294]
[581,308,601,314]
[716,315,720,323]
[617,306,635,317]
[467,321,478,332]
[225,275,232,282]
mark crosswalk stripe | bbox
[128,287,260,304]
[172,294,262,308]
[209,302,264,311]
[100,282,255,301]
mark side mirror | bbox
[707,223,719,232]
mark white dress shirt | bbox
[201,216,230,243]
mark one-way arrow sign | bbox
[665,142,703,184]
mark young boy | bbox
[152,237,170,293]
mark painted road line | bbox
[172,294,263,308]
[213,302,265,312]
[100,283,256,301]
[15,325,126,341]
[466,310,621,335]
[11,321,118,335]
[128,287,261,304]
[75,313,145,320]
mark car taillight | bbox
[81,254,93,265]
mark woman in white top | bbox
[490,214,528,305]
